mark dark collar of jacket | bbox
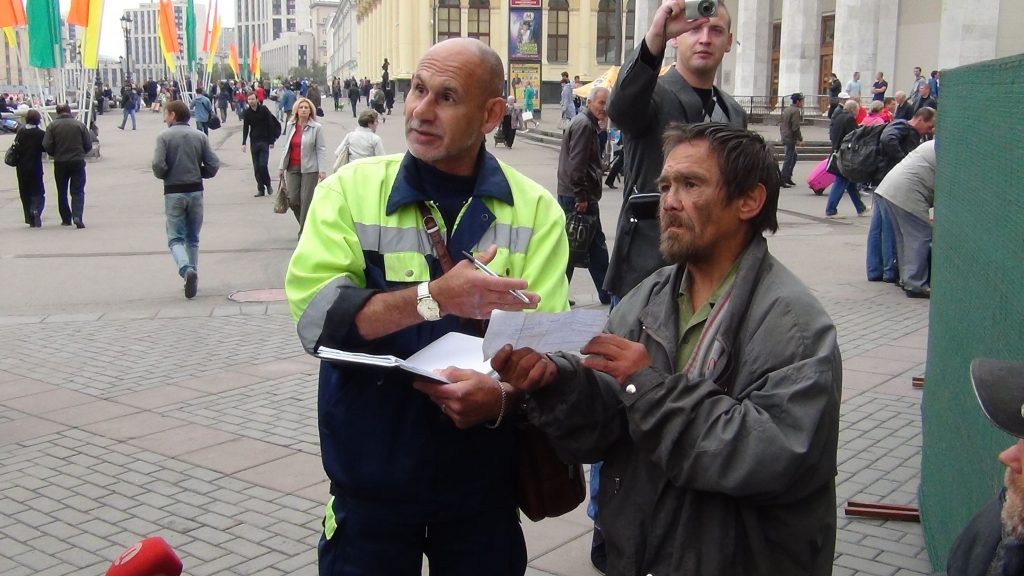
[636,235,768,385]
[660,66,745,124]
[385,146,514,215]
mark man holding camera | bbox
[605,0,747,305]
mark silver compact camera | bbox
[684,0,718,19]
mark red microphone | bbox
[106,537,183,576]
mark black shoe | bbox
[184,268,198,299]
[786,179,797,186]
[254,191,266,197]
[61,221,72,226]
[781,182,794,188]
[568,299,576,307]
[73,217,85,229]
[605,182,616,189]
[905,289,930,299]
[591,527,607,575]
[31,211,41,228]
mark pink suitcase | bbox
[806,157,835,195]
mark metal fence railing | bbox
[732,93,836,122]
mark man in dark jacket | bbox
[557,86,611,305]
[866,107,935,285]
[347,82,360,118]
[893,90,915,121]
[241,92,280,197]
[494,123,841,576]
[825,100,867,217]
[604,0,746,304]
[948,358,1024,576]
[913,83,938,114]
[153,100,220,299]
[779,92,804,188]
[42,104,93,228]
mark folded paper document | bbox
[482,309,609,357]
[315,332,492,383]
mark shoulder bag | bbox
[207,114,221,130]
[273,176,289,214]
[4,142,19,167]
[416,202,585,521]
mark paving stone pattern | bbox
[0,295,933,575]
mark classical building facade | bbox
[326,0,358,79]
[261,31,317,78]
[346,0,1023,106]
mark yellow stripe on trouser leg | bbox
[323,496,337,540]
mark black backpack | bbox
[836,124,886,183]
[268,113,282,141]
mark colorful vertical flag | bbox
[158,0,179,72]
[185,0,195,67]
[201,0,214,53]
[66,0,88,26]
[253,52,260,80]
[0,0,27,28]
[80,0,104,69]
[3,27,15,47]
[26,0,62,68]
[227,42,239,79]
[248,42,256,75]
[205,11,220,73]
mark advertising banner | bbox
[508,9,541,61]
[509,61,541,108]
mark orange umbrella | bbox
[573,65,673,97]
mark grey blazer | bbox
[604,44,747,298]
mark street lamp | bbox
[120,14,132,83]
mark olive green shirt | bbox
[676,261,740,369]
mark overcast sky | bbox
[62,0,237,58]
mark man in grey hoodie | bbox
[153,100,220,299]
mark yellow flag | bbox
[3,27,15,47]
[81,0,103,68]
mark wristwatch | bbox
[416,282,442,322]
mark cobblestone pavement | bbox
[0,103,934,575]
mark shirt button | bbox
[405,269,414,277]
[625,384,636,394]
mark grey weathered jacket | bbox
[278,120,328,174]
[780,105,803,143]
[529,237,842,576]
[152,123,220,193]
[42,115,92,162]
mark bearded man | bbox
[492,123,842,576]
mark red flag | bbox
[249,41,256,73]
[0,0,27,28]
[67,0,89,26]
[201,0,214,52]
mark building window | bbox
[436,0,460,42]
[596,0,620,64]
[547,0,568,63]
[821,14,835,46]
[468,0,490,46]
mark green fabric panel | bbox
[921,53,1024,571]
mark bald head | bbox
[425,38,504,100]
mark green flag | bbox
[26,0,62,68]
[185,0,196,67]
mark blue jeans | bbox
[195,121,208,135]
[165,192,204,276]
[825,174,866,216]
[866,194,899,282]
[120,106,136,129]
[558,195,611,303]
[781,141,797,182]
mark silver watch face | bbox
[417,296,441,321]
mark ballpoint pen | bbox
[461,250,531,304]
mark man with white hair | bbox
[557,85,611,305]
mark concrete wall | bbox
[894,0,941,92]
[996,0,1024,60]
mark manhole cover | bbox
[228,289,287,303]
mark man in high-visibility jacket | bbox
[286,38,569,575]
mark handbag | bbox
[825,151,842,176]
[415,202,585,520]
[4,142,19,167]
[207,115,221,130]
[273,176,289,214]
[522,110,533,122]
[332,141,350,172]
[565,210,597,268]
[316,106,325,117]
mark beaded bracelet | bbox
[486,380,509,429]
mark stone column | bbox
[778,0,821,100]
[938,0,1000,69]
[831,0,880,98]
[733,0,772,96]
[874,0,898,88]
